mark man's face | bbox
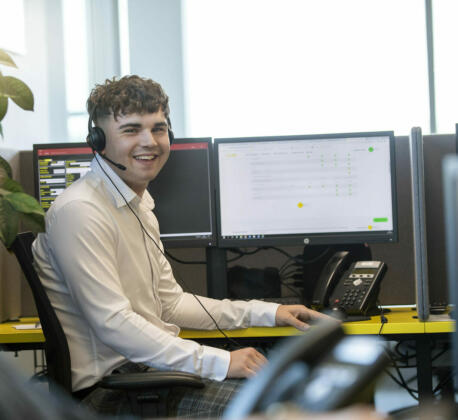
[98,110,171,196]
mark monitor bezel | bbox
[148,137,217,248]
[214,131,398,248]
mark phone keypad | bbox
[341,278,371,307]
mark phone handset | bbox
[311,251,354,310]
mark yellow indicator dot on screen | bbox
[297,202,304,208]
[368,225,373,230]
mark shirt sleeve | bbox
[46,200,230,380]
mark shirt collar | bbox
[90,155,155,210]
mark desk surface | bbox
[0,308,453,345]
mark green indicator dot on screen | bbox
[373,217,388,223]
[368,147,374,152]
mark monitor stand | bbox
[206,247,228,299]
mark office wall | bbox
[127,0,186,137]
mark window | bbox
[432,0,458,134]
[62,0,90,142]
[182,0,430,137]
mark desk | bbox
[0,309,452,404]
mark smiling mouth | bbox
[134,155,158,161]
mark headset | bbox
[86,107,175,171]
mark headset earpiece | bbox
[87,126,106,152]
[87,107,106,152]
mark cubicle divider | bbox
[372,133,454,307]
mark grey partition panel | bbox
[423,134,455,306]
[409,128,429,320]
[443,156,458,388]
[371,134,455,306]
[371,136,415,305]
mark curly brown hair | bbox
[87,75,170,123]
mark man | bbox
[32,75,327,417]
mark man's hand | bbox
[275,304,335,331]
[227,347,267,378]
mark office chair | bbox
[10,231,204,417]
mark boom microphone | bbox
[100,153,127,171]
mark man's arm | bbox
[45,200,230,380]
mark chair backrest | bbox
[10,232,72,394]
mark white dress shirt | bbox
[32,156,279,391]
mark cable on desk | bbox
[164,251,207,265]
[228,247,266,256]
[377,300,388,335]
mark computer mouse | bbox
[328,306,347,321]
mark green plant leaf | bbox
[1,177,23,193]
[0,50,17,68]
[2,76,34,111]
[0,197,19,248]
[3,192,44,215]
[0,155,13,179]
[20,211,45,233]
[0,96,7,121]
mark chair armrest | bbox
[100,371,205,391]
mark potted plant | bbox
[0,48,44,248]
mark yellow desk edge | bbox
[0,308,442,345]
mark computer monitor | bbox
[147,137,216,248]
[33,143,93,210]
[215,131,397,248]
[34,139,217,248]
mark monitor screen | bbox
[147,138,216,248]
[33,143,93,210]
[215,132,397,247]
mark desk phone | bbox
[329,261,386,315]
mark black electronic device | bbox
[214,131,397,248]
[33,139,217,248]
[223,319,388,419]
[311,251,355,310]
[33,143,93,211]
[311,249,386,315]
[227,266,281,299]
[147,138,217,248]
[329,260,387,315]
